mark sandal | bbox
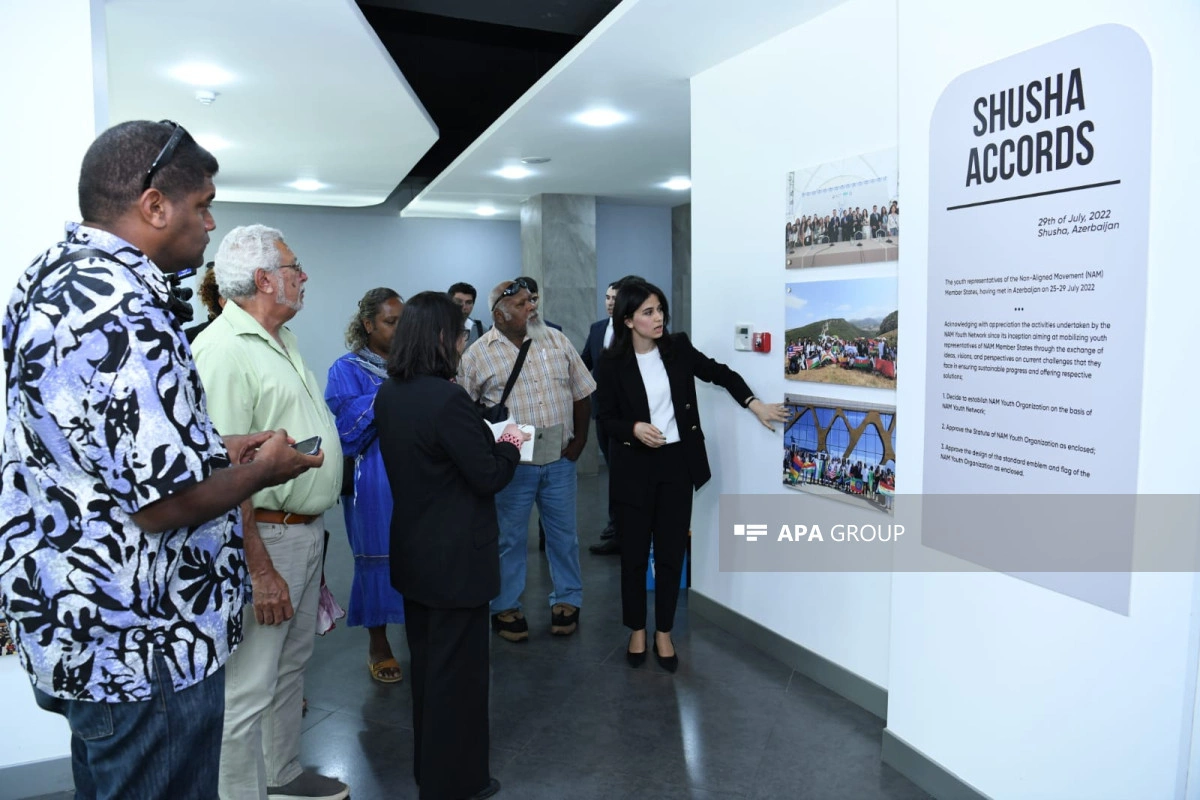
[368,657,403,684]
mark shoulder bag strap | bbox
[497,339,533,407]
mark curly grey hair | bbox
[213,224,284,300]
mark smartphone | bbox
[291,435,321,456]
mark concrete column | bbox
[520,194,600,476]
[671,203,691,336]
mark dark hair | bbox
[387,291,464,381]
[198,263,222,320]
[78,121,219,224]
[447,282,477,301]
[613,274,643,291]
[606,279,671,359]
[346,287,402,351]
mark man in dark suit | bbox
[449,282,485,348]
[581,277,639,555]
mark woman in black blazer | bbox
[595,280,787,672]
[375,291,526,800]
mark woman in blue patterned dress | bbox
[325,288,406,683]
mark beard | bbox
[526,313,550,343]
[273,275,304,312]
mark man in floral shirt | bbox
[0,121,322,800]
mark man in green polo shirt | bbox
[193,224,346,800]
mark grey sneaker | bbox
[267,770,349,800]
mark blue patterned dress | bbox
[325,350,404,627]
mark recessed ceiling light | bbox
[289,179,325,191]
[521,156,551,165]
[664,177,692,191]
[575,108,626,127]
[475,205,499,217]
[497,166,532,180]
[168,62,233,87]
[194,134,230,152]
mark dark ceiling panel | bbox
[359,0,620,36]
[357,0,617,194]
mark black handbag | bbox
[341,432,376,497]
[478,340,531,423]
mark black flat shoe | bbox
[653,640,679,673]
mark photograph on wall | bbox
[0,619,15,657]
[785,276,897,389]
[783,394,896,515]
[784,148,899,269]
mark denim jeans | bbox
[491,457,583,613]
[33,652,224,800]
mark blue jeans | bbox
[492,458,583,612]
[33,652,224,800]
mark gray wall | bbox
[194,200,673,389]
[196,201,521,390]
[595,203,672,320]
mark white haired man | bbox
[193,224,346,800]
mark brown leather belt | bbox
[253,508,318,526]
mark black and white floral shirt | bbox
[0,223,245,702]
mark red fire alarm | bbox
[752,332,771,353]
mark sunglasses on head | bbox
[142,120,192,193]
[491,277,534,310]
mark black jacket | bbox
[580,318,608,418]
[594,333,753,506]
[375,375,520,608]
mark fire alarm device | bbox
[752,332,771,353]
[734,324,752,351]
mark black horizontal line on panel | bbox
[946,179,1121,211]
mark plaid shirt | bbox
[457,326,595,449]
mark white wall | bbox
[596,202,672,318]
[689,0,897,690]
[887,2,1200,797]
[0,0,105,777]
[204,202,522,390]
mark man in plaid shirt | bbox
[457,279,595,642]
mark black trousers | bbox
[403,598,491,800]
[595,418,616,527]
[616,443,692,632]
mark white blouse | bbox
[636,347,681,444]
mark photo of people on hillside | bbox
[784,277,897,389]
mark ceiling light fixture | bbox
[575,108,626,127]
[520,156,551,165]
[664,177,692,191]
[194,90,219,105]
[168,62,234,87]
[289,179,325,191]
[497,166,532,180]
[194,134,230,152]
[475,205,499,217]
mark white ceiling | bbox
[401,0,847,220]
[104,0,437,207]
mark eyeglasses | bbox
[491,277,534,310]
[278,263,306,275]
[142,120,191,193]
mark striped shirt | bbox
[457,326,595,449]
